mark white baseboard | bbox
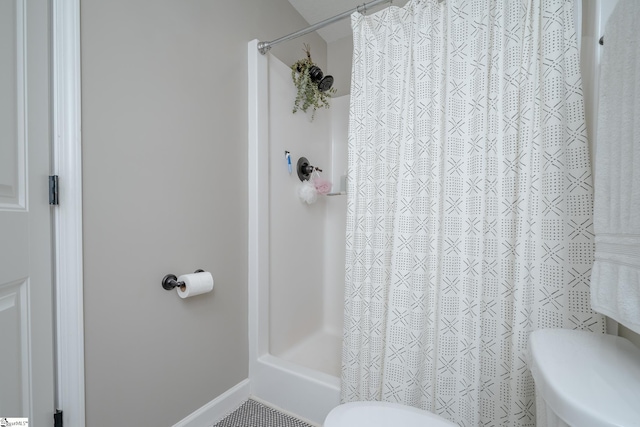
[173,379,251,427]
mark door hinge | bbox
[54,409,63,427]
[49,175,59,205]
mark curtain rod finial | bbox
[258,41,271,55]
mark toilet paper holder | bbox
[162,269,204,291]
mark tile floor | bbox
[212,399,316,427]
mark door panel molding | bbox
[0,0,26,210]
[0,278,29,417]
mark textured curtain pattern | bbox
[341,1,605,426]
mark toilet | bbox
[323,401,457,427]
[529,329,640,427]
[325,330,640,427]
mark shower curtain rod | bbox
[257,0,392,54]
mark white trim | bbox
[172,379,251,427]
[247,40,270,382]
[52,0,85,426]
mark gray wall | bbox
[80,1,325,425]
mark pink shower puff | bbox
[313,177,332,195]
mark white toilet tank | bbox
[529,329,640,427]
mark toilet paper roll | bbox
[176,271,214,299]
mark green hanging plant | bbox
[291,44,336,120]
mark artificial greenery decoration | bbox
[291,44,336,120]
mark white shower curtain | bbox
[341,1,605,426]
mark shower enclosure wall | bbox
[248,40,347,424]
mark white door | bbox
[0,0,55,425]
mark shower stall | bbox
[246,1,617,425]
[248,39,347,424]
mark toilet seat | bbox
[323,401,458,427]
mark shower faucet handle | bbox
[296,157,322,181]
[302,165,322,174]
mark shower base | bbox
[252,330,342,423]
[277,330,342,378]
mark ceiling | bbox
[286,0,407,43]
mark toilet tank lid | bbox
[529,329,640,427]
